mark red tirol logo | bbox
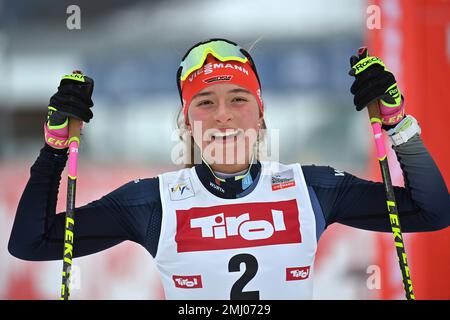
[172,275,203,289]
[175,199,301,252]
[286,266,310,281]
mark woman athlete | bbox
[8,39,449,299]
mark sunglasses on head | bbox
[176,38,261,102]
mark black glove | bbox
[48,72,94,124]
[348,47,399,111]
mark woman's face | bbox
[187,83,263,166]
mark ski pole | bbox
[60,114,82,299]
[367,100,415,300]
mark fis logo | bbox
[175,199,301,252]
[286,266,310,281]
[171,183,190,195]
[172,275,203,289]
[169,178,195,201]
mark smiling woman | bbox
[175,40,268,172]
[190,84,260,172]
[177,82,267,173]
[8,37,449,300]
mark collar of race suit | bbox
[194,160,262,199]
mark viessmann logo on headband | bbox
[175,199,302,252]
[188,62,250,82]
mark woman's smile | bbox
[208,128,243,144]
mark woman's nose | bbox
[214,101,232,124]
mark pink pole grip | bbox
[67,118,81,179]
[371,121,386,160]
[68,139,79,178]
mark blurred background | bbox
[0,0,448,299]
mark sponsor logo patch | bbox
[272,169,296,191]
[188,62,249,82]
[203,75,233,83]
[175,199,301,252]
[172,275,203,288]
[286,266,310,281]
[209,181,225,193]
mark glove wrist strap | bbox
[44,122,69,149]
[379,97,405,126]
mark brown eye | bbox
[197,100,213,106]
[232,97,248,103]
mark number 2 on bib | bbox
[228,253,260,300]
